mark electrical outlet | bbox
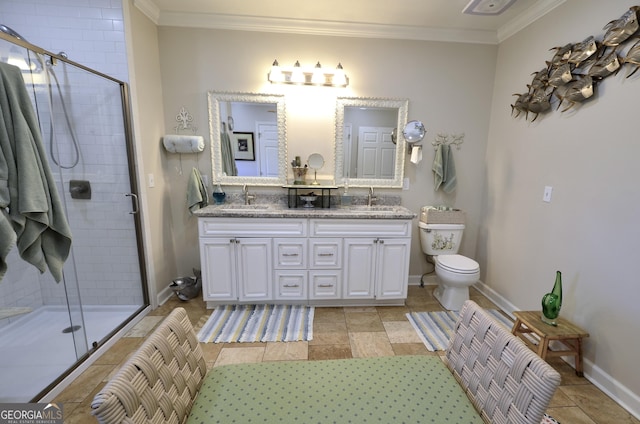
[543,186,553,203]
[148,173,155,188]
[403,178,410,190]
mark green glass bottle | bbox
[541,271,562,326]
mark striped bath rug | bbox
[197,304,314,343]
[407,308,513,351]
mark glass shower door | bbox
[0,38,148,402]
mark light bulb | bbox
[269,59,283,83]
[291,60,304,84]
[332,63,347,87]
[311,61,324,85]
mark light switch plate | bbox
[543,186,553,203]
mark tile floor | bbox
[54,285,639,423]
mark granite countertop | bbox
[193,203,417,219]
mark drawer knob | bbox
[317,253,334,257]
[318,284,334,288]
[283,284,300,288]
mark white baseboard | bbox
[474,281,640,420]
[157,284,175,306]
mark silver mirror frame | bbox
[207,91,287,186]
[334,97,409,188]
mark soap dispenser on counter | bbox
[212,182,226,204]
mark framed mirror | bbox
[334,97,409,188]
[207,91,287,186]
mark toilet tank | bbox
[418,222,465,255]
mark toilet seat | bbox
[436,255,479,274]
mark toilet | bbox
[418,207,480,310]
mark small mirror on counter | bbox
[307,153,324,185]
[335,97,408,188]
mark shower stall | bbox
[0,30,149,401]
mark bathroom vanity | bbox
[194,204,416,308]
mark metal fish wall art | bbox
[555,76,595,112]
[511,5,640,122]
[602,6,640,46]
[622,39,640,77]
[548,63,573,87]
[568,36,601,67]
[588,47,621,79]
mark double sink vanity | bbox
[198,91,421,308]
[194,202,416,308]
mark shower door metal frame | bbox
[0,31,150,399]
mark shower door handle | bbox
[125,193,139,214]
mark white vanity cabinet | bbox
[310,219,411,303]
[198,215,412,307]
[198,218,307,306]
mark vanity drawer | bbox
[274,271,307,300]
[310,219,411,237]
[200,218,307,237]
[309,238,342,268]
[309,270,341,299]
[273,238,307,269]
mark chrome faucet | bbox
[242,184,255,205]
[367,187,378,206]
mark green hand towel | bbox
[0,62,72,282]
[442,144,457,194]
[187,168,208,213]
[432,144,444,190]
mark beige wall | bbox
[483,0,640,413]
[156,27,497,283]
[124,1,174,305]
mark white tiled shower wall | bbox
[0,0,145,318]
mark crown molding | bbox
[497,0,567,42]
[158,12,499,44]
[133,0,160,24]
[133,1,563,45]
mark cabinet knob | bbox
[318,284,334,288]
[283,284,300,288]
[282,253,299,257]
[317,253,334,257]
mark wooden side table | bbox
[511,311,589,377]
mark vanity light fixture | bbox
[268,59,349,87]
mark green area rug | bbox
[197,304,314,343]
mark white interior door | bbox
[356,126,395,178]
[257,122,278,177]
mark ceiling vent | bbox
[462,0,517,15]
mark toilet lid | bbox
[437,255,479,274]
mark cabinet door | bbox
[343,238,375,299]
[237,238,273,302]
[199,238,237,301]
[375,238,410,299]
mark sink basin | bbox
[221,204,271,210]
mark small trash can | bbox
[170,269,202,301]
